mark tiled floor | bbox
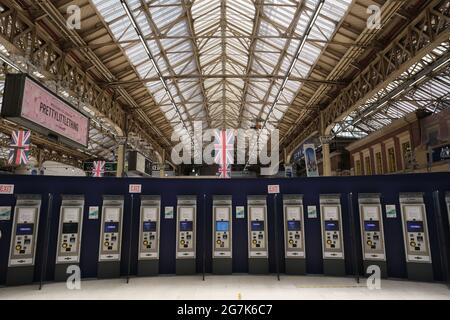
[0,275,448,300]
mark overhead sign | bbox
[127,151,152,176]
[268,185,280,194]
[1,74,90,148]
[83,162,117,173]
[0,184,14,194]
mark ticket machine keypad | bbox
[14,225,33,255]
[215,230,229,249]
[287,225,301,249]
[407,223,426,253]
[179,231,193,249]
[250,227,265,249]
[142,224,156,250]
[103,229,119,251]
[60,226,78,253]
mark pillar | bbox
[116,141,126,177]
[159,152,166,178]
[320,135,332,177]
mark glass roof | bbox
[332,41,450,139]
[92,0,352,139]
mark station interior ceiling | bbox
[0,0,448,172]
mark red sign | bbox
[0,184,14,194]
[129,184,142,194]
[268,185,280,194]
[20,77,89,147]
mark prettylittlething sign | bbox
[20,78,89,147]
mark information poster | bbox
[88,206,99,220]
[0,207,12,220]
[236,206,245,219]
[385,205,397,218]
[164,207,174,219]
[307,206,317,219]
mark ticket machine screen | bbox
[62,223,78,234]
[216,221,229,232]
[16,224,34,235]
[180,221,193,231]
[104,222,119,233]
[251,221,264,231]
[364,221,379,232]
[287,220,301,231]
[324,220,339,231]
[143,221,157,232]
[407,221,424,232]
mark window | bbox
[426,128,439,146]
[364,156,372,175]
[388,147,396,173]
[402,141,411,169]
[375,152,383,174]
[355,160,362,176]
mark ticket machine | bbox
[358,193,387,278]
[400,193,433,281]
[212,195,232,274]
[6,195,42,286]
[247,195,268,274]
[320,194,345,276]
[176,195,197,275]
[283,195,306,275]
[98,195,124,279]
[137,195,161,277]
[54,195,84,282]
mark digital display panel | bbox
[16,223,34,235]
[251,220,264,231]
[62,222,78,234]
[180,221,193,231]
[324,220,339,231]
[104,222,119,233]
[364,220,380,232]
[407,221,424,232]
[143,221,157,232]
[216,221,229,232]
[287,220,301,231]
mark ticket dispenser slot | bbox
[6,194,42,286]
[358,193,387,278]
[212,195,232,275]
[54,195,84,282]
[320,194,345,276]
[97,195,124,279]
[283,194,306,275]
[400,193,433,281]
[247,195,269,274]
[137,195,161,277]
[176,195,197,275]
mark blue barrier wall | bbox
[0,173,449,285]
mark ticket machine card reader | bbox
[176,196,197,275]
[137,196,161,276]
[320,194,345,276]
[212,196,232,274]
[400,193,433,281]
[55,195,84,282]
[283,195,306,275]
[98,196,124,279]
[7,194,42,286]
[358,194,387,278]
[247,196,269,274]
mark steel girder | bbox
[284,0,450,159]
[0,1,170,161]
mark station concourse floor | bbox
[0,275,449,300]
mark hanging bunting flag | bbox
[8,130,31,166]
[214,129,234,179]
[92,160,105,177]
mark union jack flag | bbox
[8,130,31,166]
[92,160,105,177]
[214,129,234,178]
